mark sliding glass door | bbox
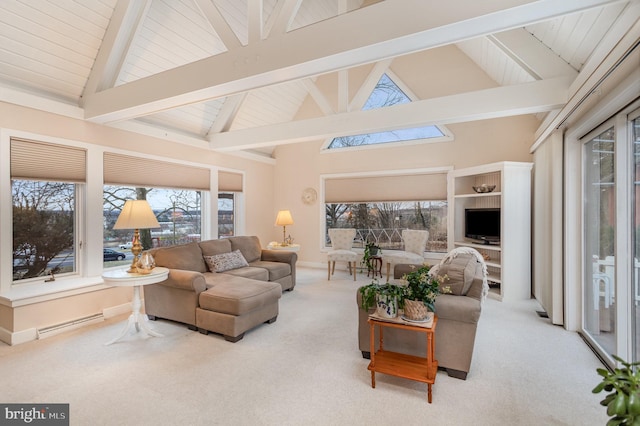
[584,125,616,355]
[582,105,640,365]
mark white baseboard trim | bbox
[300,260,369,273]
[0,302,132,346]
[0,326,37,346]
[0,326,10,345]
[297,261,325,269]
[103,302,132,319]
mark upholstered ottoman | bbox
[196,275,281,342]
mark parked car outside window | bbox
[119,241,132,249]
[103,249,126,261]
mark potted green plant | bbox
[592,355,640,424]
[359,280,404,318]
[362,241,381,273]
[400,264,449,321]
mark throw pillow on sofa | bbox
[436,253,478,296]
[204,250,249,272]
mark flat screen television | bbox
[465,208,500,244]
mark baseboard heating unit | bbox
[37,313,104,339]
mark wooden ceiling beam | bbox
[83,0,619,124]
[81,0,151,101]
[209,76,572,151]
[488,28,579,80]
[194,0,242,50]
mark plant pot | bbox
[403,299,429,321]
[376,294,398,318]
[369,247,379,256]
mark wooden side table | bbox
[367,255,383,278]
[367,315,438,402]
[102,267,169,345]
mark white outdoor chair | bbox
[592,255,613,311]
[382,229,429,281]
[327,228,358,281]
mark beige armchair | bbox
[381,229,429,281]
[357,247,488,380]
[327,228,358,281]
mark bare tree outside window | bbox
[218,193,235,237]
[103,186,201,259]
[329,74,446,149]
[325,201,447,253]
[12,180,75,281]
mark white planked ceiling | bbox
[0,0,637,159]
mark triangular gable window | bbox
[328,74,447,149]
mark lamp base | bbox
[128,228,143,273]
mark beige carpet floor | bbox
[0,267,608,425]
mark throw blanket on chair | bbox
[430,247,489,303]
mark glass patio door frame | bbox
[630,106,640,363]
[575,100,640,366]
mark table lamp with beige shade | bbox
[275,210,294,246]
[114,200,160,273]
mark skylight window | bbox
[328,73,447,149]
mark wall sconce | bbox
[114,200,160,273]
[274,210,294,246]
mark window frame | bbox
[1,131,91,293]
[320,167,451,256]
[321,70,454,152]
[324,201,448,254]
[102,185,204,268]
[0,130,222,303]
[11,179,82,284]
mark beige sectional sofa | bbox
[143,236,297,342]
[356,252,486,380]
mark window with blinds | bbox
[324,173,448,253]
[11,138,83,282]
[103,153,219,250]
[11,138,86,182]
[104,152,210,190]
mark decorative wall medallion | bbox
[301,187,317,205]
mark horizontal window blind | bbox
[11,138,86,182]
[325,173,447,203]
[104,153,210,191]
[218,171,243,192]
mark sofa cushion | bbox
[221,266,269,281]
[228,236,262,263]
[151,242,207,273]
[199,276,281,316]
[249,260,291,282]
[199,239,232,257]
[204,250,249,272]
[436,253,479,296]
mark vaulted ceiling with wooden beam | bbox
[0,0,638,160]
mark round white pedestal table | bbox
[102,267,169,345]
